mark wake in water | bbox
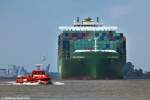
[0,81,65,86]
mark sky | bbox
[0,0,150,72]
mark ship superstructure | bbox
[58,17,126,79]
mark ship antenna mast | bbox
[94,37,98,51]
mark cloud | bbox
[110,5,131,19]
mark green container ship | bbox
[58,17,126,79]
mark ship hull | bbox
[60,51,125,79]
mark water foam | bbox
[0,81,65,86]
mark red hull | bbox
[16,70,51,84]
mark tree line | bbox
[123,62,150,79]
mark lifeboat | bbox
[16,64,52,85]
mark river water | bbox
[0,80,150,100]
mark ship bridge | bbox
[59,17,118,32]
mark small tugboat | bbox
[16,64,52,85]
